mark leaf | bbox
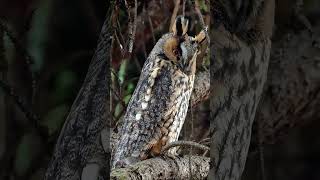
[118,59,128,84]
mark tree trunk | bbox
[209,0,275,179]
[44,5,113,180]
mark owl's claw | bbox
[164,148,181,159]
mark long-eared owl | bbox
[112,16,206,168]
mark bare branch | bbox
[125,0,138,53]
[161,140,210,154]
[111,155,209,180]
[169,0,181,31]
[0,80,46,138]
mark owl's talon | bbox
[165,152,180,159]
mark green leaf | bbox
[118,59,128,84]
[126,83,135,95]
[114,103,123,118]
[124,94,132,105]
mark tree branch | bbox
[111,155,209,180]
[45,4,113,180]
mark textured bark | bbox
[44,6,112,180]
[209,29,271,180]
[191,70,210,107]
[251,26,320,147]
[187,26,320,150]
[209,0,274,179]
[111,155,209,180]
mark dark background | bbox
[0,0,319,179]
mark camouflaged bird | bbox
[112,16,206,168]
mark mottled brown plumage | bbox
[112,16,206,168]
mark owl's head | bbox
[162,16,206,73]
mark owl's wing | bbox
[113,57,175,165]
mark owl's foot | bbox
[164,148,180,159]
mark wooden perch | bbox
[111,155,209,180]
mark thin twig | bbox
[114,30,126,57]
[0,19,37,105]
[0,80,47,138]
[170,0,181,31]
[194,0,210,44]
[182,0,187,17]
[199,137,210,145]
[116,20,126,48]
[294,0,313,33]
[146,7,156,44]
[125,0,138,53]
[189,95,195,179]
[161,140,210,154]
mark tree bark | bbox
[111,155,209,180]
[44,5,113,180]
[209,31,272,180]
[251,26,320,147]
[209,0,275,179]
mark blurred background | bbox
[0,0,319,179]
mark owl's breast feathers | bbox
[113,55,195,165]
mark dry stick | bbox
[182,0,187,17]
[194,0,210,44]
[170,0,181,31]
[146,8,156,44]
[161,140,210,154]
[0,80,47,139]
[125,0,138,53]
[294,0,313,32]
[0,19,37,105]
[189,95,195,179]
[116,20,126,48]
[114,30,125,57]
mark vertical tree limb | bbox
[209,0,275,179]
[45,4,113,180]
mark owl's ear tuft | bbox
[172,16,189,36]
[192,30,206,44]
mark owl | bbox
[112,16,206,168]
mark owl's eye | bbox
[173,49,179,56]
[172,48,183,61]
